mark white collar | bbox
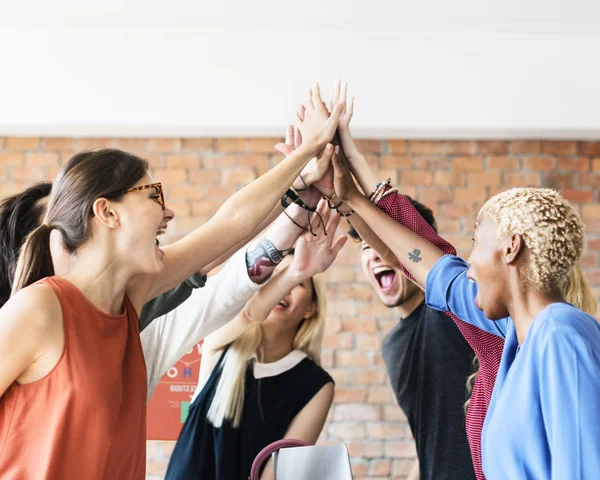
[251,350,308,379]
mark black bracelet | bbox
[280,188,301,209]
[295,174,309,192]
[284,210,308,231]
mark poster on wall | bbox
[147,342,203,440]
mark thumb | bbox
[274,143,293,156]
[331,234,349,257]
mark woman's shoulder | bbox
[296,357,334,385]
[536,303,600,352]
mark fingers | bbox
[347,96,355,119]
[297,105,305,121]
[329,79,341,111]
[306,88,314,109]
[325,205,342,235]
[284,125,293,146]
[330,233,349,257]
[316,143,334,173]
[311,83,323,110]
[274,143,292,156]
[294,126,303,149]
[339,80,348,106]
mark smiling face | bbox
[110,174,176,275]
[466,215,510,320]
[262,255,317,332]
[359,240,421,308]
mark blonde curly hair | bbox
[479,187,585,292]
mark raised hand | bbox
[291,199,347,278]
[332,149,362,203]
[298,83,345,154]
[329,79,359,161]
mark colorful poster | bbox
[147,342,202,440]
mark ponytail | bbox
[11,224,55,296]
[563,264,598,317]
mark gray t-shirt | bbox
[382,301,476,480]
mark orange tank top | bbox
[0,277,147,480]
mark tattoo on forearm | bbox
[246,240,286,278]
[408,249,422,263]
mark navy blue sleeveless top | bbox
[165,349,333,480]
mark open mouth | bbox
[155,228,166,246]
[373,265,396,290]
[274,299,289,310]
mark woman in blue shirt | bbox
[332,154,600,480]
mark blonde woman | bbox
[165,200,346,480]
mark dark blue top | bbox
[165,349,333,480]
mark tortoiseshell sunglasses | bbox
[103,182,165,210]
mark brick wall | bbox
[1,137,599,480]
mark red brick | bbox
[323,266,355,283]
[558,157,590,171]
[380,155,411,169]
[579,142,600,156]
[387,140,407,154]
[0,153,25,169]
[145,153,166,169]
[202,154,237,168]
[334,388,367,403]
[468,171,501,186]
[400,170,433,185]
[10,167,46,183]
[206,185,237,200]
[153,168,187,184]
[441,203,475,218]
[544,173,575,189]
[368,422,406,440]
[237,154,271,174]
[582,204,600,221]
[189,170,220,185]
[341,317,378,334]
[374,169,399,185]
[166,154,201,169]
[561,189,594,203]
[409,141,443,155]
[418,186,453,203]
[476,141,509,154]
[5,137,40,150]
[180,138,213,151]
[43,138,76,151]
[503,172,541,187]
[350,461,369,476]
[215,138,248,152]
[442,141,476,155]
[247,138,280,153]
[336,350,371,367]
[329,422,366,439]
[522,156,556,171]
[452,156,484,171]
[0,165,7,181]
[148,139,181,153]
[488,155,520,170]
[454,187,487,203]
[592,158,600,172]
[370,460,392,476]
[323,332,354,350]
[327,367,352,384]
[384,405,408,421]
[393,459,418,476]
[112,138,148,153]
[511,140,541,154]
[356,334,381,351]
[580,253,597,268]
[577,173,600,188]
[222,168,256,185]
[542,141,578,155]
[25,153,60,167]
[78,138,113,150]
[168,185,204,200]
[433,171,464,186]
[354,139,382,154]
[586,269,600,284]
[436,218,461,234]
[385,441,417,458]
[339,285,373,301]
[367,387,396,404]
[353,369,386,385]
[333,403,381,422]
[165,200,190,217]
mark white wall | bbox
[1,0,600,139]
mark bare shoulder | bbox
[1,284,62,336]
